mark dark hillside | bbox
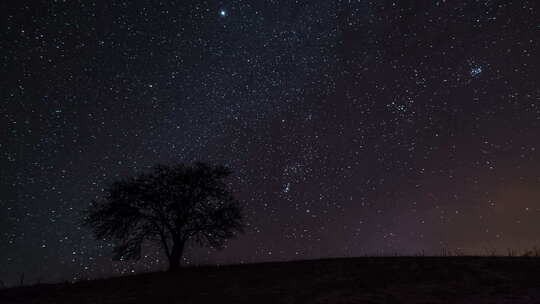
[2,257,540,303]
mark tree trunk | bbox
[168,242,184,272]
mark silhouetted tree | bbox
[84,163,244,272]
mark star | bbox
[219,9,227,17]
[283,182,290,193]
[470,66,483,77]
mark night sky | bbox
[2,1,540,285]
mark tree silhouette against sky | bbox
[84,162,244,272]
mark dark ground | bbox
[2,257,540,303]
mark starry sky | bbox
[2,0,540,285]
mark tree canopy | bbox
[84,162,244,271]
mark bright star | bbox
[219,9,227,17]
[470,66,483,77]
[283,183,290,193]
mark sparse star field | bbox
[2,1,540,285]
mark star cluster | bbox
[2,0,540,284]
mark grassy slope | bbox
[2,257,540,303]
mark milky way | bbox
[2,1,540,284]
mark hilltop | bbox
[2,257,540,303]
